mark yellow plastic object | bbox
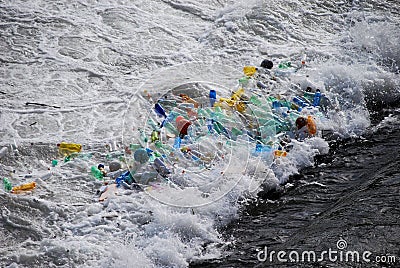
[58,142,82,155]
[243,66,257,76]
[231,88,245,101]
[11,181,36,193]
[307,115,317,135]
[274,150,287,157]
[215,88,247,112]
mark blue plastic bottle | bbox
[312,89,321,107]
[209,90,216,107]
[115,171,133,186]
[155,103,167,118]
[292,96,309,108]
[153,158,171,177]
[207,118,214,133]
[173,137,181,149]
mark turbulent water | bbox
[1,0,399,267]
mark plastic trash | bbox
[98,164,107,176]
[278,61,291,69]
[312,89,321,107]
[173,137,182,149]
[109,161,121,172]
[209,90,216,107]
[91,166,104,180]
[139,129,148,145]
[153,158,171,177]
[307,115,317,135]
[151,130,160,142]
[274,150,287,157]
[57,142,82,155]
[3,178,12,192]
[176,116,192,138]
[11,181,36,194]
[51,160,58,167]
[115,171,133,186]
[260,59,274,69]
[243,66,257,76]
[256,81,268,89]
[161,111,177,128]
[134,148,150,164]
[155,103,167,118]
[179,94,199,108]
[292,96,309,108]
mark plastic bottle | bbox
[11,181,36,193]
[255,144,273,153]
[206,118,214,134]
[134,148,150,164]
[115,171,133,186]
[278,61,291,69]
[153,158,171,177]
[213,121,229,137]
[91,166,104,180]
[147,118,160,131]
[151,130,160,142]
[256,81,268,89]
[209,90,217,107]
[139,129,148,145]
[161,111,177,128]
[154,103,167,118]
[157,99,177,109]
[292,96,309,108]
[3,178,12,192]
[312,89,321,107]
[57,142,82,155]
[173,137,181,149]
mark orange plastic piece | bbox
[179,94,199,108]
[307,115,317,135]
[11,181,36,193]
[274,150,287,157]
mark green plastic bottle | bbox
[90,166,103,180]
[278,61,291,69]
[3,178,12,192]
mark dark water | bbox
[192,107,400,267]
